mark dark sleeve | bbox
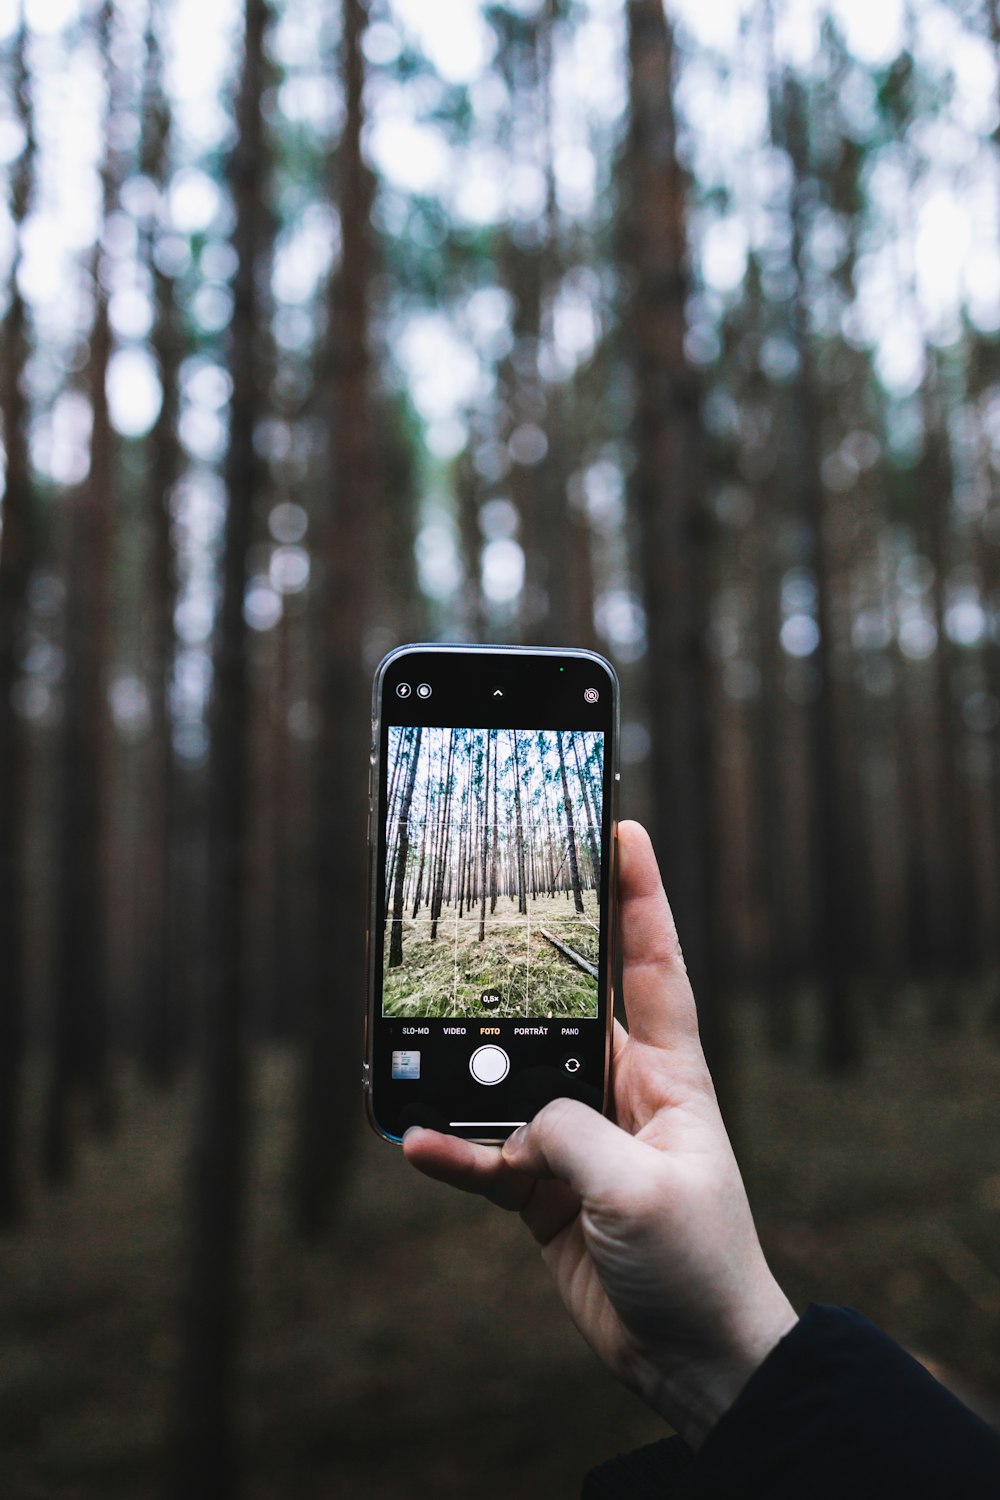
[582,1304,1000,1499]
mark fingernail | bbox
[502,1124,527,1158]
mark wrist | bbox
[640,1286,799,1450]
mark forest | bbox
[382,726,603,1019]
[1,0,1000,1495]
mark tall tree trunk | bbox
[139,0,183,1084]
[538,739,558,896]
[490,731,499,914]
[979,447,1000,977]
[45,0,120,1180]
[557,731,585,914]
[427,733,445,934]
[571,732,601,886]
[986,0,1000,978]
[265,605,296,1039]
[166,3,272,1493]
[511,732,528,914]
[781,71,859,1072]
[430,729,455,937]
[493,8,548,642]
[457,735,472,919]
[0,10,34,1224]
[456,451,487,641]
[920,354,979,986]
[388,728,421,967]
[479,729,491,941]
[293,0,377,1236]
[411,754,432,918]
[625,0,729,1103]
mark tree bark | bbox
[0,12,34,1224]
[139,0,184,1085]
[571,732,601,887]
[920,354,979,984]
[479,729,491,941]
[780,70,860,1071]
[430,729,455,937]
[490,731,499,914]
[166,2,272,1492]
[45,0,120,1180]
[293,0,377,1237]
[388,728,422,967]
[625,0,729,1103]
[511,731,528,914]
[557,732,585,914]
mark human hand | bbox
[403,819,797,1449]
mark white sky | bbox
[3,0,996,435]
[2,0,999,661]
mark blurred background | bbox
[2,0,1000,1494]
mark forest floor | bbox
[3,984,1000,1498]
[382,891,601,1020]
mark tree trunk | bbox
[293,0,377,1237]
[139,0,184,1085]
[511,732,528,914]
[557,732,585,914]
[490,731,499,914]
[571,732,601,887]
[388,728,422,967]
[920,354,979,986]
[625,0,729,1104]
[780,70,859,1072]
[166,3,272,1493]
[411,753,432,918]
[0,11,34,1224]
[430,729,455,937]
[45,0,120,1180]
[479,729,491,941]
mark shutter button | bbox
[469,1045,510,1085]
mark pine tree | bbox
[388,727,422,966]
[624,0,728,1103]
[293,0,378,1237]
[0,9,35,1223]
[138,0,184,1084]
[167,2,274,1491]
[45,0,121,1180]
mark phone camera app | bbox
[382,726,603,1024]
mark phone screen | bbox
[365,645,618,1143]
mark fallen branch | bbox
[539,928,598,979]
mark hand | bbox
[403,819,797,1449]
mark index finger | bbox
[617,819,701,1052]
[402,1127,534,1212]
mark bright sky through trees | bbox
[2,0,1000,662]
[2,0,996,445]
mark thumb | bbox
[503,1097,654,1219]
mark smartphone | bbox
[364,643,619,1145]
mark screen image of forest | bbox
[382,727,604,1020]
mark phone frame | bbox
[364,642,619,1145]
